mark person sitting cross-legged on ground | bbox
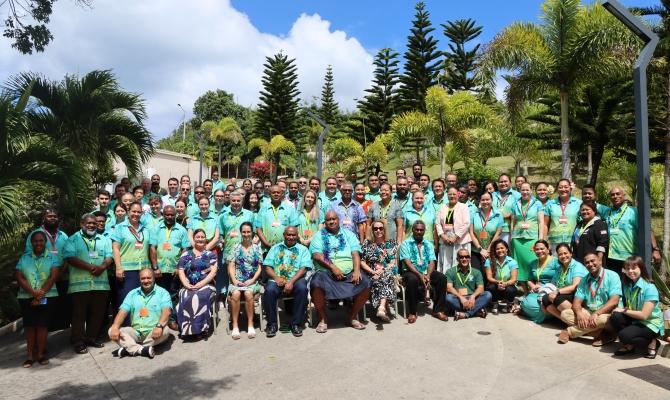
[445,248,492,320]
[263,226,312,338]
[611,256,664,358]
[108,268,172,358]
[309,211,371,333]
[558,252,621,345]
[399,220,448,323]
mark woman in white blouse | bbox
[436,186,472,273]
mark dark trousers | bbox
[470,252,487,279]
[541,293,574,308]
[71,290,109,345]
[486,283,518,303]
[49,279,71,332]
[610,311,658,347]
[401,271,448,315]
[264,278,308,326]
[445,292,492,318]
[215,250,229,294]
[606,258,624,279]
[116,270,141,309]
[101,274,118,334]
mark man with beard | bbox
[393,176,412,211]
[412,163,422,182]
[330,182,367,243]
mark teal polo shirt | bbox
[428,195,447,214]
[492,189,521,233]
[551,258,588,288]
[16,251,60,299]
[602,204,637,261]
[210,204,230,219]
[94,206,116,230]
[63,231,113,293]
[623,278,664,334]
[484,255,518,281]
[25,228,69,266]
[254,202,299,248]
[399,236,436,274]
[149,222,190,273]
[219,208,254,254]
[575,268,622,312]
[318,191,341,214]
[297,208,324,242]
[365,190,381,203]
[511,198,543,239]
[120,285,172,336]
[470,208,504,251]
[446,266,484,295]
[403,206,436,246]
[264,242,313,280]
[309,228,361,274]
[140,213,163,232]
[544,197,582,244]
[110,222,151,271]
[187,213,219,240]
[529,256,556,284]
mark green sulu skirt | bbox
[511,238,536,281]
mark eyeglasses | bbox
[181,188,190,191]
[299,181,308,184]
[372,226,384,231]
[458,255,471,259]
[195,191,204,194]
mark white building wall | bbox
[112,149,209,185]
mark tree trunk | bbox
[235,164,239,178]
[218,142,222,176]
[587,143,593,184]
[227,163,230,178]
[440,145,445,178]
[523,160,529,177]
[514,160,521,176]
[590,143,605,187]
[415,146,420,164]
[559,90,572,181]
[662,69,670,278]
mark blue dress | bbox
[176,250,217,336]
[520,257,557,323]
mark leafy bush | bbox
[458,163,500,184]
[250,161,273,180]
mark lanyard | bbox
[577,217,597,237]
[380,201,391,219]
[557,265,569,287]
[479,209,492,230]
[535,256,551,282]
[625,285,641,310]
[456,268,472,286]
[128,225,143,243]
[164,226,173,242]
[228,211,244,230]
[302,210,317,228]
[559,198,570,217]
[587,269,605,301]
[271,205,280,221]
[81,233,97,253]
[445,206,454,224]
[32,255,46,289]
[497,192,510,208]
[608,204,629,228]
[496,258,509,281]
[518,199,535,221]
[42,228,58,248]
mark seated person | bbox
[519,240,555,322]
[226,222,263,340]
[541,243,588,320]
[399,220,448,323]
[484,239,518,314]
[611,256,664,358]
[558,252,621,345]
[445,248,492,320]
[175,229,218,340]
[309,211,370,333]
[108,268,172,358]
[263,227,312,338]
[360,221,399,323]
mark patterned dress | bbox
[176,249,217,336]
[226,243,263,294]
[361,239,398,309]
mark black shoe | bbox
[86,340,105,349]
[266,324,278,338]
[291,324,303,337]
[614,346,636,356]
[140,346,155,359]
[112,348,129,358]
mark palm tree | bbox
[7,70,154,178]
[204,117,244,176]
[247,134,296,180]
[478,0,635,181]
[389,111,433,164]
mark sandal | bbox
[37,357,49,366]
[316,321,328,333]
[349,319,366,330]
[376,308,391,323]
[454,312,467,321]
[74,344,88,354]
[247,327,256,339]
[614,345,636,356]
[645,339,661,359]
[231,328,240,340]
[22,359,34,368]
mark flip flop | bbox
[316,322,328,333]
[349,320,366,330]
[22,359,34,368]
[37,357,49,366]
[231,328,241,340]
[645,339,661,359]
[247,327,256,339]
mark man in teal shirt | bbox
[318,177,341,214]
[94,190,116,231]
[149,205,190,291]
[263,227,312,337]
[558,252,621,345]
[364,174,381,203]
[63,214,113,353]
[108,268,171,358]
[255,185,299,251]
[492,173,521,243]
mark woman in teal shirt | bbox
[297,190,323,247]
[187,196,220,251]
[484,239,518,314]
[469,192,503,276]
[518,240,555,322]
[541,243,588,320]
[510,182,545,282]
[16,231,59,367]
[611,256,664,358]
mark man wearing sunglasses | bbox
[445,248,491,320]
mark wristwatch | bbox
[155,323,166,329]
[652,247,660,252]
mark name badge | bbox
[610,228,620,235]
[478,231,488,239]
[139,307,149,317]
[520,222,530,230]
[343,218,352,225]
[229,231,239,238]
[134,242,144,249]
[89,251,99,259]
[162,243,172,250]
[271,220,281,227]
[558,217,568,224]
[50,249,59,255]
[444,224,454,231]
[304,229,313,237]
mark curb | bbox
[0,318,22,338]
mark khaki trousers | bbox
[109,326,168,355]
[560,309,610,338]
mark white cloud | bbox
[0,0,374,139]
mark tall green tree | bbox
[319,65,339,125]
[202,117,244,176]
[358,48,400,137]
[478,0,635,181]
[399,1,442,113]
[255,52,301,141]
[441,18,482,93]
[192,89,249,129]
[247,135,296,180]
[8,69,154,180]
[389,111,433,163]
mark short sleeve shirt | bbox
[403,206,436,246]
[120,286,172,336]
[575,268,622,311]
[399,236,436,274]
[529,256,556,284]
[309,228,361,275]
[367,200,403,241]
[149,223,190,273]
[25,228,69,266]
[187,213,219,240]
[484,255,518,281]
[603,204,637,261]
[492,189,521,233]
[545,197,582,244]
[470,208,504,251]
[297,208,324,241]
[219,209,254,255]
[254,203,299,248]
[551,258,588,288]
[446,266,484,295]
[110,222,151,270]
[264,242,313,280]
[16,251,60,299]
[623,279,664,334]
[511,198,543,239]
[63,231,113,293]
[329,200,367,235]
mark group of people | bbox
[14,166,667,366]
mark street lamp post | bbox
[177,103,186,142]
[602,0,659,276]
[306,111,329,182]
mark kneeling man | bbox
[264,227,312,337]
[108,268,172,358]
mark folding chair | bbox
[221,287,264,334]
